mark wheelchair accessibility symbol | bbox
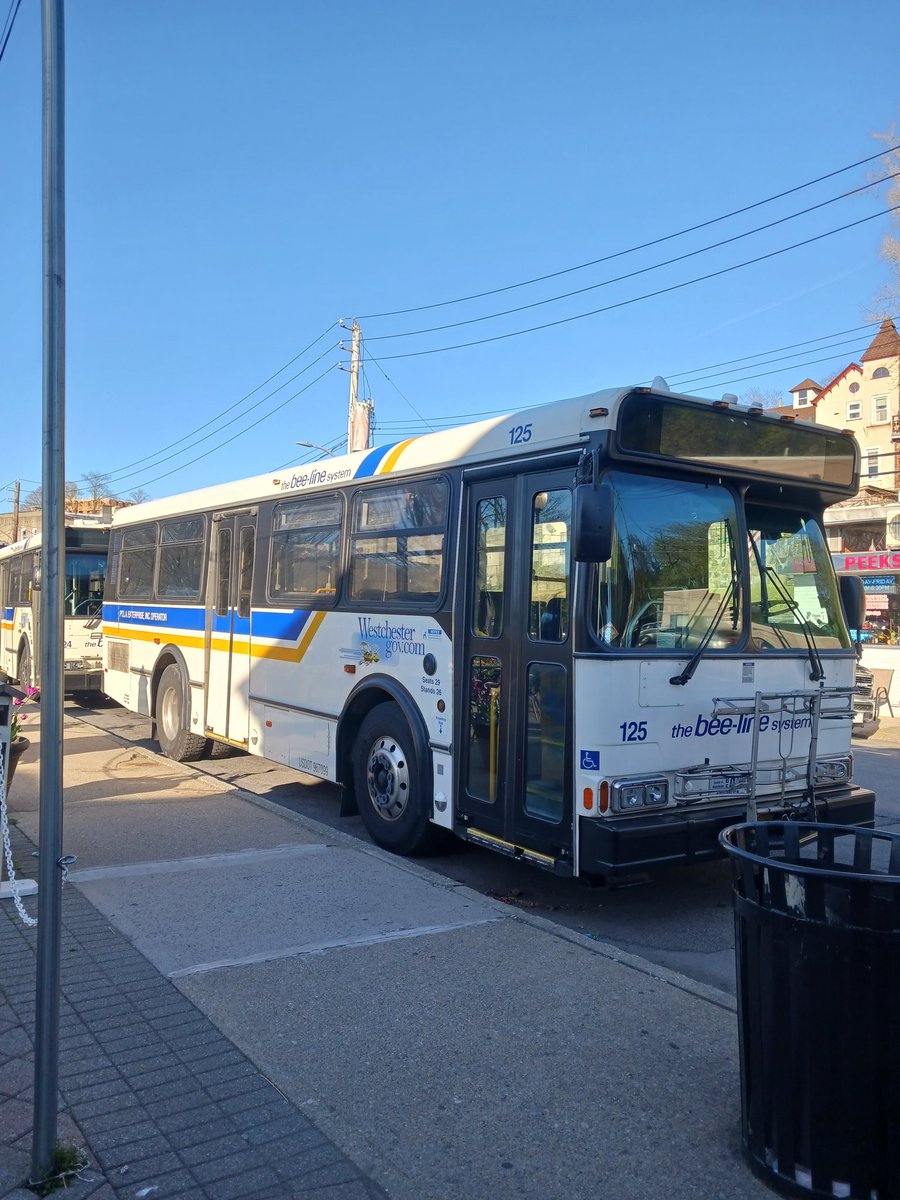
[580,750,600,771]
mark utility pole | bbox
[343,320,374,452]
[12,480,20,541]
[32,0,65,1183]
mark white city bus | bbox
[0,517,109,695]
[101,384,874,878]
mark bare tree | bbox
[23,482,79,510]
[870,128,900,319]
[81,471,113,510]
[129,488,151,504]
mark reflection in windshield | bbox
[592,473,742,650]
[65,552,107,618]
[746,510,848,651]
[587,474,851,656]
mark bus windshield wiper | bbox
[670,577,737,687]
[762,565,825,681]
[749,532,825,681]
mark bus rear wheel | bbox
[17,643,33,692]
[156,664,207,762]
[353,703,443,856]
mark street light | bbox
[296,441,338,458]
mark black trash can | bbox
[720,821,900,1200]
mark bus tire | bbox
[17,643,33,692]
[353,702,443,856]
[156,664,207,762]
[206,738,241,759]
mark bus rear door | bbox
[205,510,257,747]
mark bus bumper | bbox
[64,670,103,695]
[577,785,876,878]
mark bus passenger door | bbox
[205,510,257,746]
[459,480,517,841]
[459,472,573,863]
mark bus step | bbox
[463,827,570,875]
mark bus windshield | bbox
[746,509,848,651]
[592,472,743,650]
[65,551,107,618]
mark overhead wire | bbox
[359,144,900,319]
[366,172,900,342]
[0,0,22,66]
[106,340,339,486]
[368,318,898,432]
[105,321,338,479]
[367,204,900,362]
[114,363,340,494]
[658,321,885,383]
[361,336,436,433]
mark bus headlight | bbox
[815,757,851,786]
[611,778,668,812]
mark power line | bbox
[369,204,900,362]
[362,339,436,433]
[659,321,885,383]
[359,144,900,320]
[0,0,22,66]
[106,322,338,478]
[115,364,340,494]
[106,340,338,486]
[366,173,900,343]
[369,320,898,432]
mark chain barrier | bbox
[0,748,38,927]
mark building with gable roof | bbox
[805,317,900,645]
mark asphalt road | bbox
[69,697,899,998]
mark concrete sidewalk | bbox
[1,711,774,1200]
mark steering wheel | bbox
[624,600,659,647]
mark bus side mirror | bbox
[573,481,614,562]
[839,575,865,640]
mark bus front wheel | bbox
[156,664,207,762]
[353,703,442,856]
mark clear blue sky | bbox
[1,1,897,504]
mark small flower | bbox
[10,696,29,742]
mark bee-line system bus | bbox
[1,516,109,695]
[101,384,875,878]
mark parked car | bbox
[852,662,879,739]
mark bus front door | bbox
[204,510,257,747]
[459,472,573,864]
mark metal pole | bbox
[32,0,65,1181]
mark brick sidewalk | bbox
[0,826,384,1200]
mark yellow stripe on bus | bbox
[377,438,417,474]
[104,609,328,666]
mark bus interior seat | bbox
[539,595,566,641]
[476,590,503,636]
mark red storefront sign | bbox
[834,552,900,572]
